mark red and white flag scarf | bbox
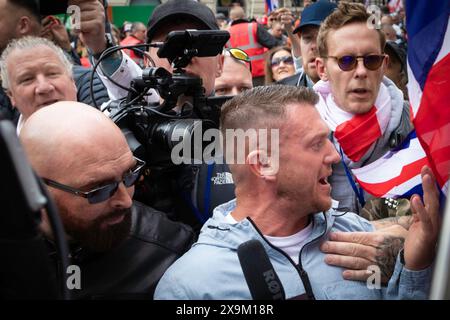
[314,80,392,163]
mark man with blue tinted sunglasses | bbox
[314,2,414,284]
[19,101,195,299]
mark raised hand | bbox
[40,16,72,51]
[67,0,106,54]
[276,8,295,34]
[403,166,441,270]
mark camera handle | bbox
[172,48,199,72]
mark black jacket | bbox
[49,201,195,299]
[72,65,110,108]
[0,87,19,123]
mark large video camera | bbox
[101,30,230,169]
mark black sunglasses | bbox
[324,54,386,71]
[43,157,146,204]
[271,55,294,67]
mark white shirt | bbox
[16,114,24,135]
[224,213,313,265]
[264,223,313,265]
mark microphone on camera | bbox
[237,239,285,300]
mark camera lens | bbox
[151,119,217,163]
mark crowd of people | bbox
[0,0,442,300]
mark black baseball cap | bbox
[293,0,337,34]
[146,0,219,42]
[215,13,227,20]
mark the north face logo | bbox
[211,172,234,185]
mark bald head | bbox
[381,23,397,41]
[20,102,130,178]
[229,6,245,21]
[214,53,252,96]
[131,22,147,42]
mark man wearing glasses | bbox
[19,101,195,299]
[314,2,414,284]
[314,1,412,214]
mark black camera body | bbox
[102,29,231,224]
[107,30,230,169]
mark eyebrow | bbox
[304,130,329,145]
[15,63,65,77]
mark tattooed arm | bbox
[373,229,406,281]
[371,215,414,230]
[320,225,408,284]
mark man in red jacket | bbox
[227,6,283,86]
[120,22,147,67]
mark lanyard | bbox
[183,163,214,224]
[339,147,366,208]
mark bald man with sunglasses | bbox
[19,102,194,299]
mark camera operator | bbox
[80,0,236,230]
[78,0,221,102]
[19,101,195,299]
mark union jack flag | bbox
[406,0,450,196]
[265,0,279,14]
[353,0,450,200]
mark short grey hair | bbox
[0,36,73,90]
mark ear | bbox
[382,54,390,72]
[315,57,328,81]
[6,89,16,108]
[216,54,225,78]
[69,78,77,98]
[16,16,34,37]
[246,150,277,182]
[143,54,150,68]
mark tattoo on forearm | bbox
[375,236,405,281]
